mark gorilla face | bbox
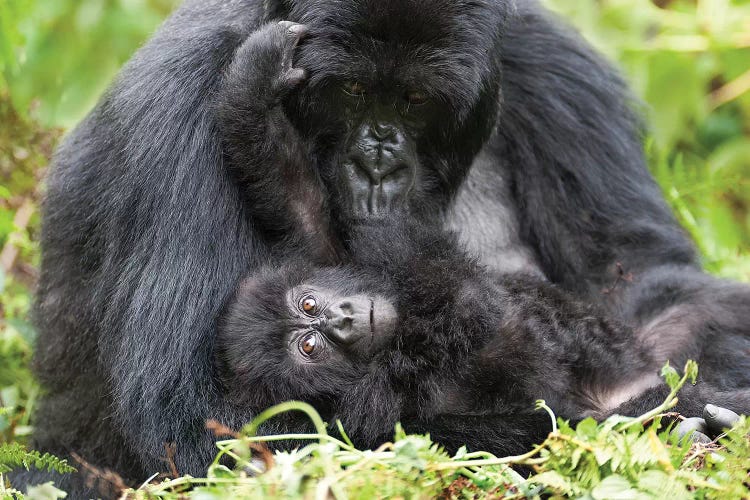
[218,265,397,409]
[288,284,398,363]
[283,0,508,220]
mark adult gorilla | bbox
[19,0,750,495]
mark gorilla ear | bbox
[263,0,295,21]
[238,277,262,296]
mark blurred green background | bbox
[0,0,748,448]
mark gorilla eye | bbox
[405,90,428,106]
[342,81,366,97]
[300,333,318,356]
[301,295,317,315]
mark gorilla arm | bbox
[31,0,269,480]
[217,21,339,261]
[490,4,696,291]
[471,5,750,414]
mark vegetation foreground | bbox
[1,361,748,499]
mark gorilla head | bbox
[279,0,509,220]
[217,264,398,412]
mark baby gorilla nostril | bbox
[324,295,372,345]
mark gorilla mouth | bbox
[369,299,375,337]
[368,297,398,344]
[344,156,417,217]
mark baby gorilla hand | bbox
[226,21,308,110]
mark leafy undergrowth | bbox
[5,361,744,500]
[1,362,749,499]
[124,362,750,499]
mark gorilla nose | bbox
[323,298,371,344]
[370,122,396,141]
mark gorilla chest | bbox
[444,153,541,277]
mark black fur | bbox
[14,0,750,497]
[217,223,750,456]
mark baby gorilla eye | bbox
[300,332,319,356]
[300,295,317,315]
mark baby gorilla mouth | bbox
[370,299,375,337]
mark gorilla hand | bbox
[217,19,337,257]
[674,404,741,444]
[229,21,309,109]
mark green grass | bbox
[2,363,749,498]
[7,361,739,500]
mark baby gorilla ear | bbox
[233,276,281,311]
[238,277,262,295]
[229,271,299,327]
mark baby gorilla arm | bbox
[490,276,674,419]
[338,225,655,421]
[345,223,743,453]
[346,221,655,395]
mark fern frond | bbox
[0,443,76,475]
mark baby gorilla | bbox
[217,224,750,455]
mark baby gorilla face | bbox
[217,265,398,409]
[287,283,397,364]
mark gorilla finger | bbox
[278,21,309,44]
[703,404,740,435]
[281,68,308,88]
[275,22,308,69]
[288,23,309,41]
[673,417,711,444]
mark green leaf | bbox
[590,475,640,500]
[25,481,67,500]
[684,360,699,384]
[532,470,574,493]
[207,464,235,480]
[576,417,599,439]
[660,362,680,390]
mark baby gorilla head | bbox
[217,263,397,411]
